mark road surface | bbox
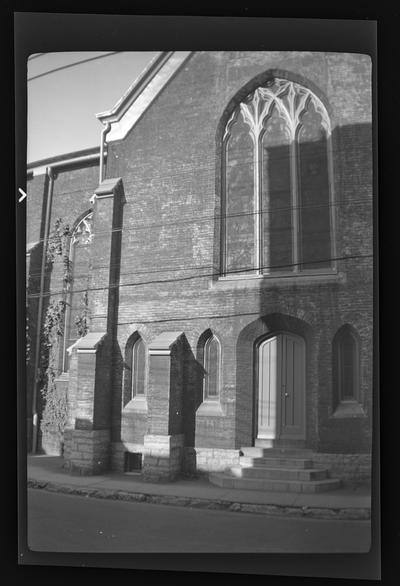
[27,488,371,553]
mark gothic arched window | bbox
[332,325,360,408]
[122,333,148,408]
[221,78,334,276]
[131,337,146,399]
[203,334,221,400]
[63,211,93,371]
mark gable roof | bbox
[96,51,192,143]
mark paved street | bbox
[27,488,371,553]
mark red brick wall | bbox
[27,53,373,458]
[105,52,373,455]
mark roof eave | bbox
[95,51,171,123]
[95,51,193,143]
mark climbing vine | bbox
[75,290,90,338]
[39,216,92,444]
[40,299,67,436]
[46,217,73,286]
[39,218,72,441]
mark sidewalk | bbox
[27,455,371,520]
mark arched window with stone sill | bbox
[203,333,221,401]
[131,337,147,400]
[122,333,148,409]
[220,77,335,277]
[332,325,364,417]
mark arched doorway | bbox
[255,333,306,444]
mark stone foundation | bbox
[40,430,64,456]
[312,453,372,484]
[142,434,184,481]
[186,447,241,475]
[111,441,146,472]
[64,429,110,475]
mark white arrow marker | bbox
[18,188,27,202]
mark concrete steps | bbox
[230,465,329,481]
[208,446,341,493]
[240,446,314,458]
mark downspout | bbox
[30,151,102,453]
[99,122,112,183]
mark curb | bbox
[27,478,370,521]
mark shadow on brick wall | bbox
[182,335,204,449]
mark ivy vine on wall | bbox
[40,299,67,437]
[39,217,91,446]
[75,290,90,338]
[46,217,73,287]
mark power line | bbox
[116,304,373,327]
[27,196,372,251]
[27,52,120,82]
[26,252,373,301]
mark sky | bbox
[27,51,159,164]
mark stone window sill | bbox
[123,396,148,413]
[212,269,343,290]
[196,400,224,416]
[330,401,367,419]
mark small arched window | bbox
[221,77,334,277]
[203,334,221,400]
[131,337,146,399]
[123,334,148,408]
[332,325,360,408]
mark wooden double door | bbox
[255,333,306,442]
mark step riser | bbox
[240,457,314,469]
[230,467,328,481]
[241,448,314,458]
[209,473,340,493]
[254,439,307,449]
[209,446,340,494]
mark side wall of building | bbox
[26,52,373,483]
[26,162,100,454]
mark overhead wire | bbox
[26,252,374,302]
[27,52,120,82]
[26,195,372,256]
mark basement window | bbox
[124,452,143,473]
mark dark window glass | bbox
[333,326,359,405]
[204,336,220,399]
[298,101,331,269]
[262,105,292,272]
[133,338,146,397]
[225,111,255,274]
[339,332,356,400]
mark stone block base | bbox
[312,453,372,484]
[64,429,110,475]
[40,430,64,456]
[111,441,146,472]
[185,447,241,475]
[142,434,184,481]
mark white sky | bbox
[27,51,158,163]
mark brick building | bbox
[26,51,373,486]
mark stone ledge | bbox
[27,478,371,521]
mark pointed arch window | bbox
[332,325,360,408]
[221,78,334,277]
[131,337,146,399]
[203,334,221,400]
[63,211,93,371]
[123,333,148,409]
